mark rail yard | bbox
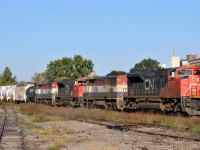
[1,65,200,116]
[0,103,200,149]
[0,65,200,149]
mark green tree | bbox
[0,67,18,85]
[45,55,94,81]
[32,72,46,83]
[106,70,126,76]
[72,55,94,78]
[130,58,160,73]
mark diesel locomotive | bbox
[1,65,200,115]
[124,66,200,115]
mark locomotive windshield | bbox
[178,70,192,76]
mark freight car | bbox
[123,65,200,115]
[14,84,35,103]
[0,85,16,102]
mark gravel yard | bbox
[18,112,200,150]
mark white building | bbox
[159,64,166,68]
[181,59,189,66]
[171,56,180,67]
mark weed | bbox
[66,129,77,134]
[192,126,200,134]
[47,147,59,150]
[20,120,41,130]
[18,103,200,135]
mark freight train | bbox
[1,65,200,116]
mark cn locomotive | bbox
[124,66,200,115]
[0,65,200,115]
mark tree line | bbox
[0,56,160,85]
[0,67,17,85]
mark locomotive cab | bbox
[177,65,200,115]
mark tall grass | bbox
[19,103,200,134]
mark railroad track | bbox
[0,106,25,150]
[78,119,200,142]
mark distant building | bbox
[170,50,200,67]
[187,54,200,61]
[171,48,181,67]
[181,59,189,66]
[189,58,200,65]
[171,56,180,67]
[185,54,200,65]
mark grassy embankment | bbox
[16,103,200,134]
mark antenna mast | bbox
[172,48,175,56]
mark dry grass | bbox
[20,120,87,149]
[18,103,200,134]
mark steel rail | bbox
[0,107,26,150]
[0,106,6,142]
[78,119,200,142]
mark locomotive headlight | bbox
[197,77,200,82]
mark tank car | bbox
[124,65,200,115]
[6,85,16,102]
[14,84,34,103]
[26,85,35,102]
[0,86,15,102]
[1,87,9,101]
[83,74,127,110]
[0,86,6,101]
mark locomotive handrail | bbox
[182,83,198,96]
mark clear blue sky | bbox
[0,0,200,81]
